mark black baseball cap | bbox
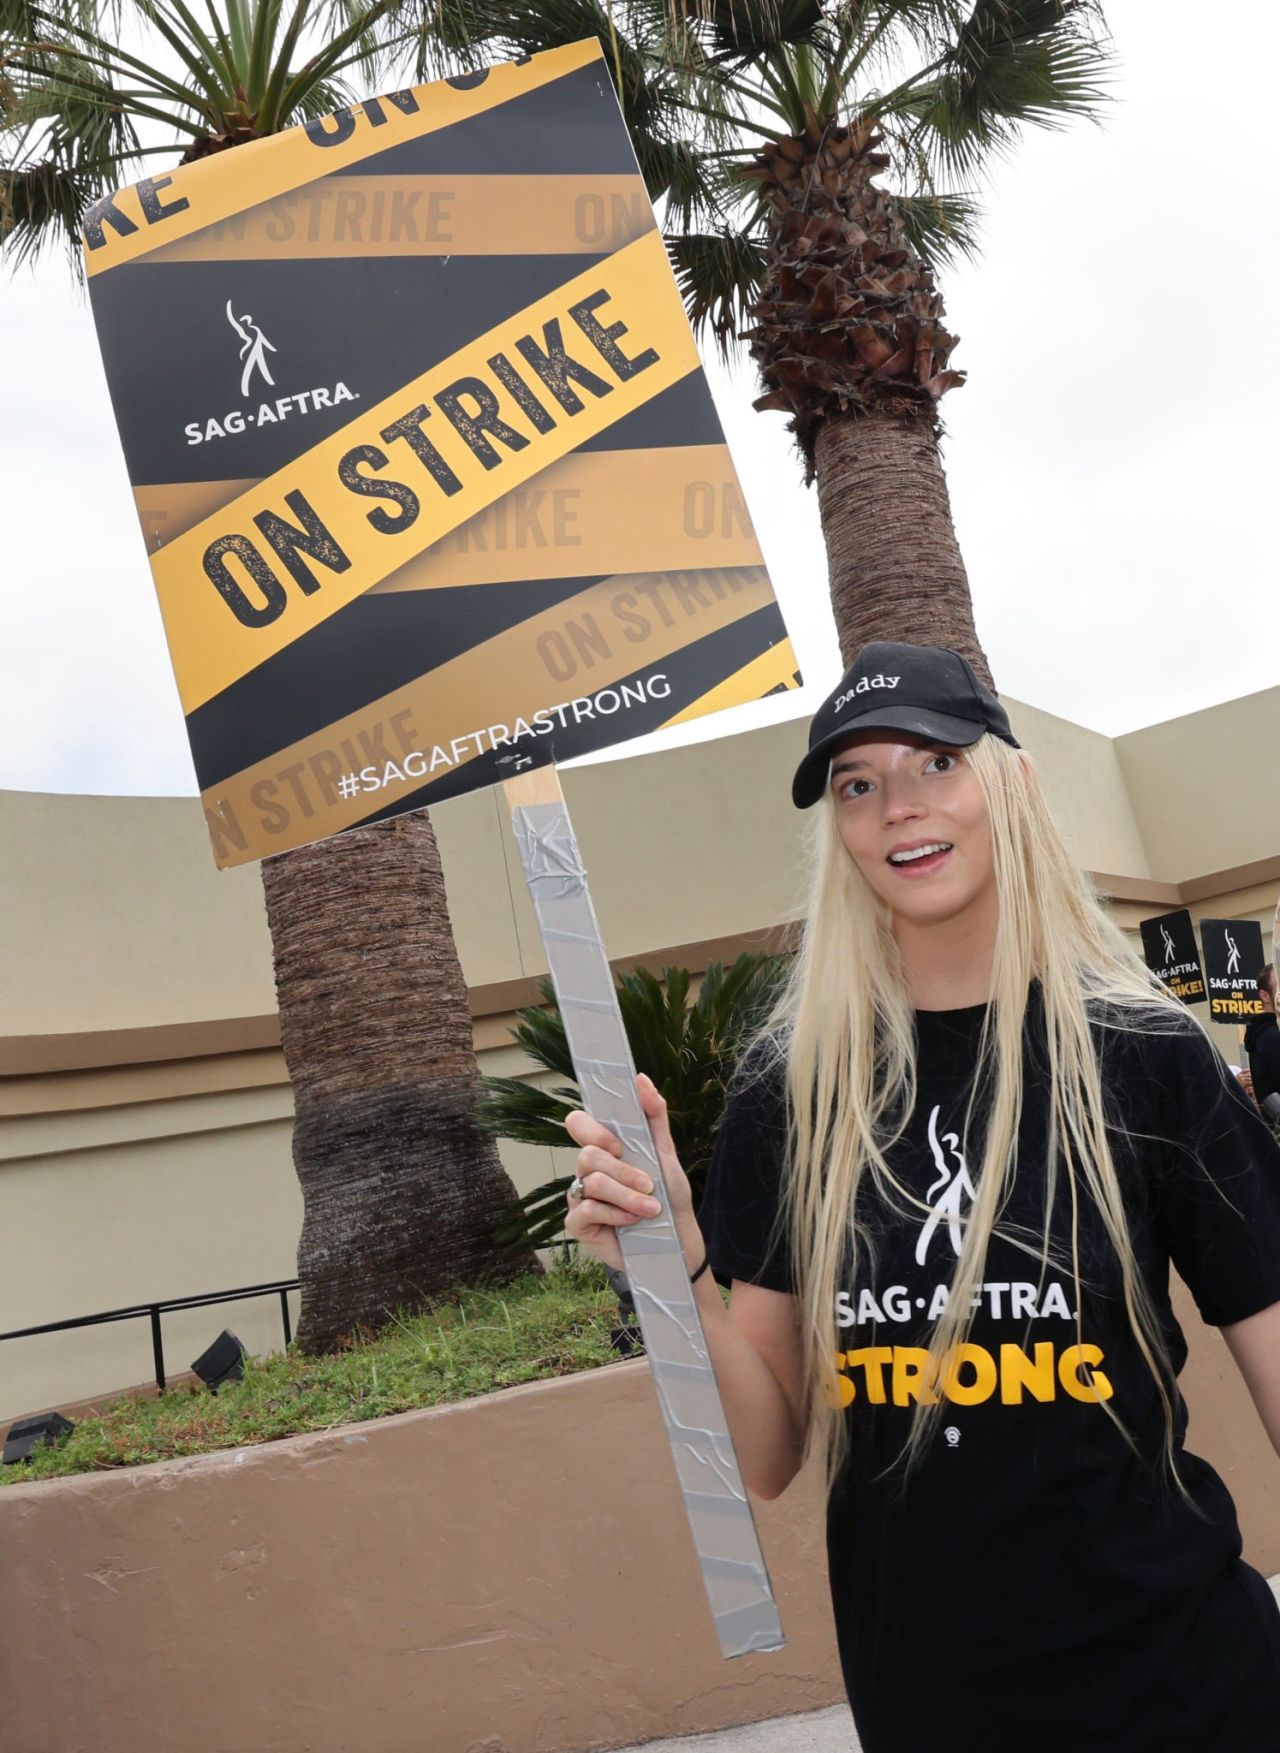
[792,641,1019,809]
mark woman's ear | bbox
[1017,751,1037,791]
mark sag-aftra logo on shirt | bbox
[826,1104,1114,1414]
[915,1106,976,1266]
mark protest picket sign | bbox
[85,38,798,871]
[84,40,792,1659]
[1138,909,1206,1006]
[1198,918,1266,1024]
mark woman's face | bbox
[828,733,996,929]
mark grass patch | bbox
[2,1254,661,1487]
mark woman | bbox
[564,641,1280,1753]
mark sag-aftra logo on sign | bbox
[179,302,356,448]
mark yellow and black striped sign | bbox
[85,40,799,868]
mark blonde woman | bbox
[564,642,1280,1753]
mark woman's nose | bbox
[882,783,924,824]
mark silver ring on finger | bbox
[567,1175,586,1203]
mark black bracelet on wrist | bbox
[690,1255,711,1284]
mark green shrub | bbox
[483,952,788,1254]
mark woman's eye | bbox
[842,778,873,799]
[925,752,957,774]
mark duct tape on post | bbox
[506,779,785,1661]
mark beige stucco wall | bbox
[1,1090,301,1414]
[1004,699,1154,878]
[0,791,276,1038]
[1116,685,1279,882]
[0,783,520,1038]
[0,1071,567,1418]
[0,714,814,1047]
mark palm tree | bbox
[419,0,1111,682]
[1,0,540,1350]
[1,0,404,260]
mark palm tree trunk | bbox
[747,117,995,690]
[261,810,539,1353]
[813,409,991,686]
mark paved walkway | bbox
[607,1576,1280,1753]
[610,1705,859,1753]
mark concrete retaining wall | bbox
[0,1362,844,1753]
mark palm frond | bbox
[491,1174,584,1251]
[407,0,613,82]
[1,0,408,268]
[0,0,42,38]
[317,0,397,85]
[125,0,230,106]
[634,128,700,221]
[894,0,1112,183]
[272,0,398,124]
[405,0,719,146]
[0,42,142,265]
[291,73,354,118]
[0,156,88,264]
[503,977,578,1082]
[479,1076,578,1148]
[695,0,824,64]
[892,187,981,270]
[667,224,767,356]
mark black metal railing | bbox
[0,1278,300,1394]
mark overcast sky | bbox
[3,0,1275,799]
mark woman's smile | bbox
[886,838,955,876]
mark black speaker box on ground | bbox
[191,1329,247,1391]
[4,1411,75,1465]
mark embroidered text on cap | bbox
[834,674,901,714]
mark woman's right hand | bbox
[563,1072,699,1274]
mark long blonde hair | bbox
[754,733,1205,1497]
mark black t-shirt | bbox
[698,998,1280,1753]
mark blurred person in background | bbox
[1246,964,1280,1122]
